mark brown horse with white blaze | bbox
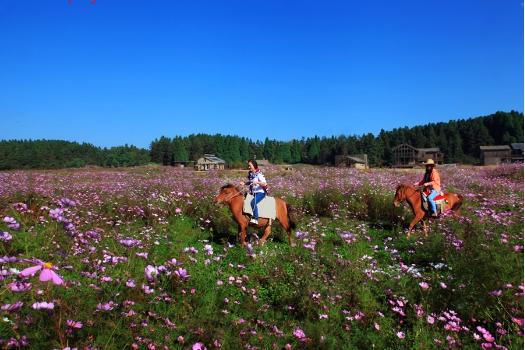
[215,184,296,246]
[393,184,463,237]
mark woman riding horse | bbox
[239,159,267,225]
[215,184,295,246]
[414,159,441,217]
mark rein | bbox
[222,190,243,203]
[403,185,421,203]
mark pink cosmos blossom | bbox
[96,301,116,311]
[489,290,502,297]
[418,282,429,290]
[511,317,523,327]
[142,284,154,294]
[427,316,435,324]
[67,320,83,329]
[20,262,64,285]
[192,342,207,350]
[3,216,20,230]
[204,244,213,255]
[1,301,23,312]
[440,282,447,289]
[0,231,12,242]
[396,331,405,339]
[174,268,189,280]
[374,322,381,330]
[144,265,158,282]
[126,279,136,288]
[8,281,32,292]
[32,301,55,310]
[293,328,306,341]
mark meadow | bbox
[0,164,523,349]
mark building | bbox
[510,143,524,162]
[194,154,226,171]
[392,144,444,167]
[255,159,271,167]
[334,154,369,169]
[172,161,194,168]
[479,145,511,165]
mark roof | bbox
[347,156,366,163]
[392,143,417,151]
[256,159,270,166]
[479,145,511,151]
[200,154,226,163]
[511,143,524,151]
[417,147,440,152]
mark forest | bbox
[0,111,522,170]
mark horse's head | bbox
[393,184,408,207]
[215,184,241,204]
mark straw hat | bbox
[423,159,436,166]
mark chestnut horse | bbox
[393,184,463,237]
[215,184,296,246]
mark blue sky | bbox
[1,0,523,148]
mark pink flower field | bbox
[0,164,523,349]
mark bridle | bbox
[221,190,243,203]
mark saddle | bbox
[421,192,447,215]
[243,194,277,220]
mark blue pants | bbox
[251,192,266,219]
[427,190,438,214]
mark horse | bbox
[393,184,463,237]
[215,184,296,246]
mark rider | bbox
[240,159,267,225]
[414,159,441,217]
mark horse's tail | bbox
[451,194,464,211]
[286,204,297,231]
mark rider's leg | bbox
[252,192,265,220]
[250,192,265,223]
[427,190,438,215]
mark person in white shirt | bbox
[239,159,268,225]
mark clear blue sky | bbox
[1,0,523,148]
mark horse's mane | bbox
[221,183,241,191]
[396,183,411,191]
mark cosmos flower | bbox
[66,320,83,329]
[20,261,64,285]
[32,302,55,310]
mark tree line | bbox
[0,111,522,170]
[150,111,523,166]
[0,141,150,170]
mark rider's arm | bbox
[426,170,440,188]
[253,173,267,186]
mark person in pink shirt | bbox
[414,159,441,216]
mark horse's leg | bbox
[423,219,428,237]
[408,213,425,238]
[239,222,248,246]
[260,222,272,244]
[275,199,293,245]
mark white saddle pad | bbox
[243,194,277,220]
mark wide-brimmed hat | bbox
[423,159,436,166]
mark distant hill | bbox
[0,111,522,169]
